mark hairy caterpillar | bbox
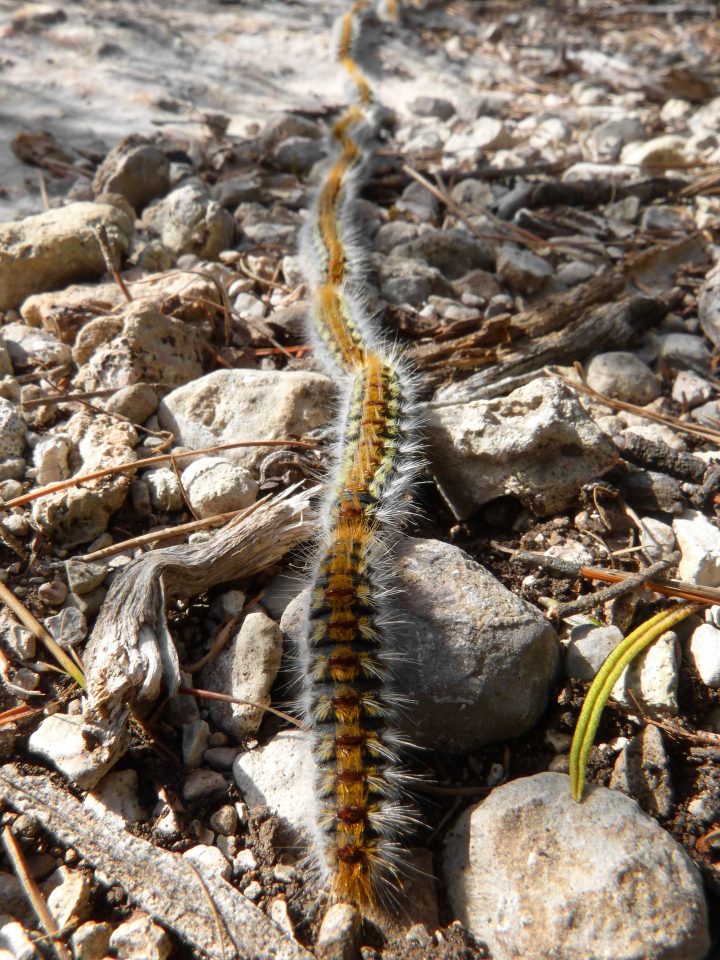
[298,0,422,908]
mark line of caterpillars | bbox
[299,0,421,909]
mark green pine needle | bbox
[569,603,701,802]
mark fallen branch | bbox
[81,484,318,766]
[2,825,72,960]
[0,765,312,960]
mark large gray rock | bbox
[0,202,133,310]
[427,376,616,519]
[443,772,709,960]
[158,369,335,477]
[282,537,559,752]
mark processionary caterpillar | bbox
[298,0,423,909]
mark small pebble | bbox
[209,804,238,836]
[586,351,660,405]
[243,880,263,901]
[688,622,720,687]
[233,848,258,875]
[316,902,361,960]
[182,719,210,769]
[70,921,112,960]
[183,843,232,882]
[109,910,172,960]
[182,768,228,804]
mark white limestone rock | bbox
[426,377,616,519]
[158,369,335,477]
[443,772,709,960]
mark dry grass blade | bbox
[0,581,85,688]
[2,825,72,960]
[0,438,317,510]
[552,363,720,445]
[78,508,248,562]
[179,685,306,730]
[569,603,703,802]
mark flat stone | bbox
[0,202,133,310]
[409,96,455,120]
[1,322,72,368]
[0,398,26,460]
[183,768,228,805]
[658,332,711,373]
[671,370,713,408]
[443,772,709,960]
[393,228,493,280]
[84,768,146,824]
[233,732,315,838]
[65,558,108,595]
[496,244,553,295]
[158,369,335,477]
[621,134,687,168]
[70,921,112,960]
[41,866,90,929]
[610,724,674,818]
[586,351,660,405]
[28,712,122,789]
[377,254,451,305]
[198,611,283,739]
[183,844,232,882]
[426,376,616,519]
[44,607,87,647]
[444,117,514,158]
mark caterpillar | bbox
[298,0,422,909]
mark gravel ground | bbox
[1,1,720,958]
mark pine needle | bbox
[569,603,702,801]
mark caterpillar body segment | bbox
[299,0,422,910]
